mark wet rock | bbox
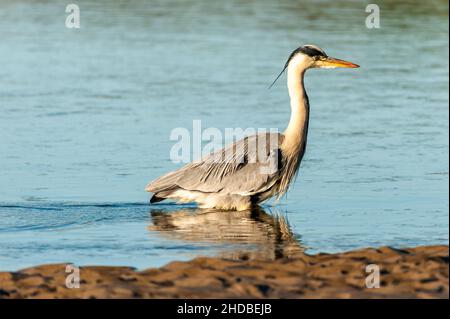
[0,245,447,299]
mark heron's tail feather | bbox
[150,195,166,203]
[146,170,186,204]
[145,170,182,193]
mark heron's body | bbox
[146,45,358,210]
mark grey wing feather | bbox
[147,133,283,196]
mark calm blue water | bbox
[0,0,448,271]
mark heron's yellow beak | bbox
[316,57,359,69]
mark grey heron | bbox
[146,45,359,210]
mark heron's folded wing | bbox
[174,133,283,195]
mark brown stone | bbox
[0,245,447,299]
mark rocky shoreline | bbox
[0,245,448,299]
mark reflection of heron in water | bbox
[148,206,303,260]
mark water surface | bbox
[0,0,448,270]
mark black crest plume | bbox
[268,45,327,89]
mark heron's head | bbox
[271,44,359,87]
[269,44,359,88]
[287,44,359,70]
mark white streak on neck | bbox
[282,57,310,153]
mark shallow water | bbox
[0,0,448,271]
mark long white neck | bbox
[282,61,309,153]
